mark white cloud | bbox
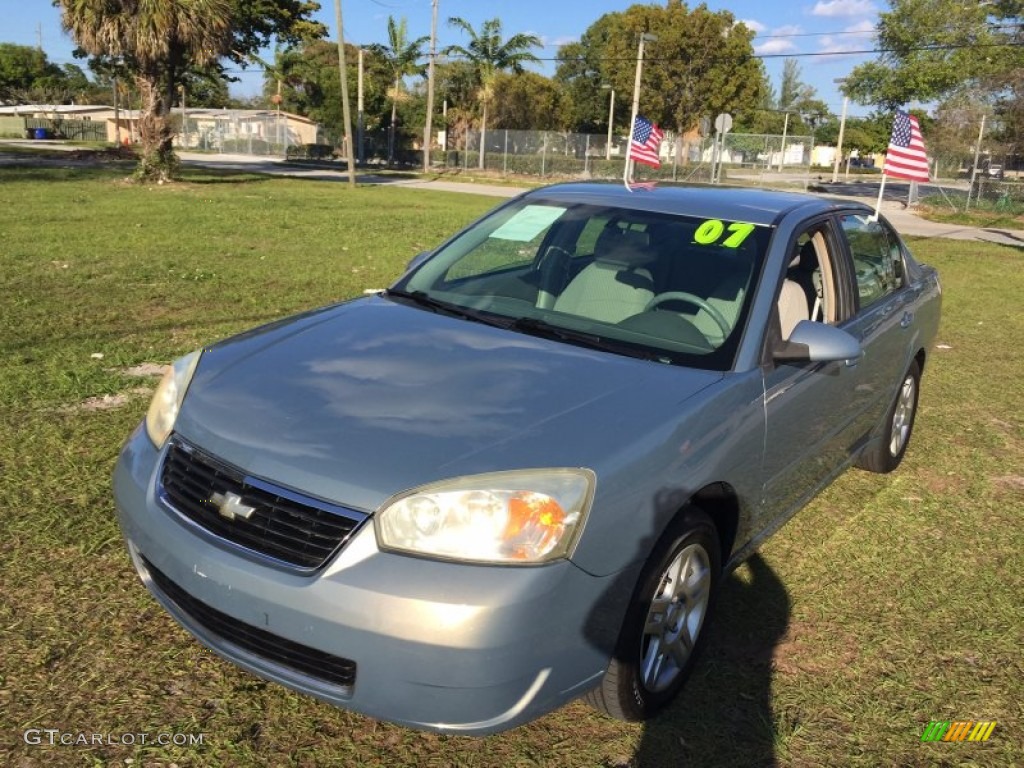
[817,37,863,55]
[537,34,577,49]
[816,20,876,56]
[844,20,876,37]
[752,24,801,55]
[739,19,767,33]
[551,35,578,47]
[755,39,798,55]
[812,0,876,17]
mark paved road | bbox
[3,141,1021,247]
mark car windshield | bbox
[393,196,772,371]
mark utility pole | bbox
[357,48,365,165]
[423,0,439,173]
[966,114,986,211]
[333,0,357,188]
[831,79,848,183]
[778,111,789,172]
[623,33,656,185]
[602,85,615,161]
[113,77,121,146]
[179,84,187,149]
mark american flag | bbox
[629,115,663,168]
[627,180,658,191]
[882,110,929,183]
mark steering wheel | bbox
[645,292,732,338]
[534,246,572,309]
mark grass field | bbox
[1,164,1021,767]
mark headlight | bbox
[375,469,596,564]
[145,350,201,448]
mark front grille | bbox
[159,436,366,569]
[141,555,357,689]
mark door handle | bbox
[900,311,913,329]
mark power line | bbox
[514,39,1024,63]
[752,21,1022,40]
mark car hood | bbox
[175,296,721,512]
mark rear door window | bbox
[838,216,905,309]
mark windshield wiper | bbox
[510,317,660,361]
[384,288,473,318]
[384,289,518,329]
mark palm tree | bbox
[445,17,540,169]
[369,17,429,165]
[59,0,232,181]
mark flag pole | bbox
[872,175,888,222]
[623,120,635,189]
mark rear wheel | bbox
[858,359,920,474]
[586,509,721,721]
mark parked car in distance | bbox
[114,183,941,735]
[963,163,1006,180]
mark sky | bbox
[2,0,885,118]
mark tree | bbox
[273,40,388,149]
[368,16,429,164]
[60,0,233,181]
[778,59,824,116]
[555,3,766,145]
[59,0,326,182]
[843,0,1023,110]
[554,15,619,134]
[490,72,570,131]
[0,43,86,103]
[445,17,541,168]
[432,58,479,151]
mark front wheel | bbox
[857,359,921,474]
[586,509,721,721]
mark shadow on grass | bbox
[179,168,276,185]
[635,554,790,768]
[0,159,274,187]
[0,163,135,183]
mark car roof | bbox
[521,182,866,227]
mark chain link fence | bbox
[431,128,823,185]
[172,113,317,157]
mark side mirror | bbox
[774,321,863,364]
[404,250,432,273]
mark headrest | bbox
[594,227,653,267]
[790,239,817,269]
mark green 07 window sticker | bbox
[693,219,757,248]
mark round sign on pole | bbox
[714,113,733,134]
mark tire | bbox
[586,508,721,721]
[858,359,921,474]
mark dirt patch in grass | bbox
[62,387,152,413]
[992,474,1024,493]
[771,623,860,678]
[121,363,169,378]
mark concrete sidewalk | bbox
[868,200,1024,247]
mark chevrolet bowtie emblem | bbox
[211,491,257,521]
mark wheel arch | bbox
[686,481,740,568]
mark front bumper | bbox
[113,426,623,735]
